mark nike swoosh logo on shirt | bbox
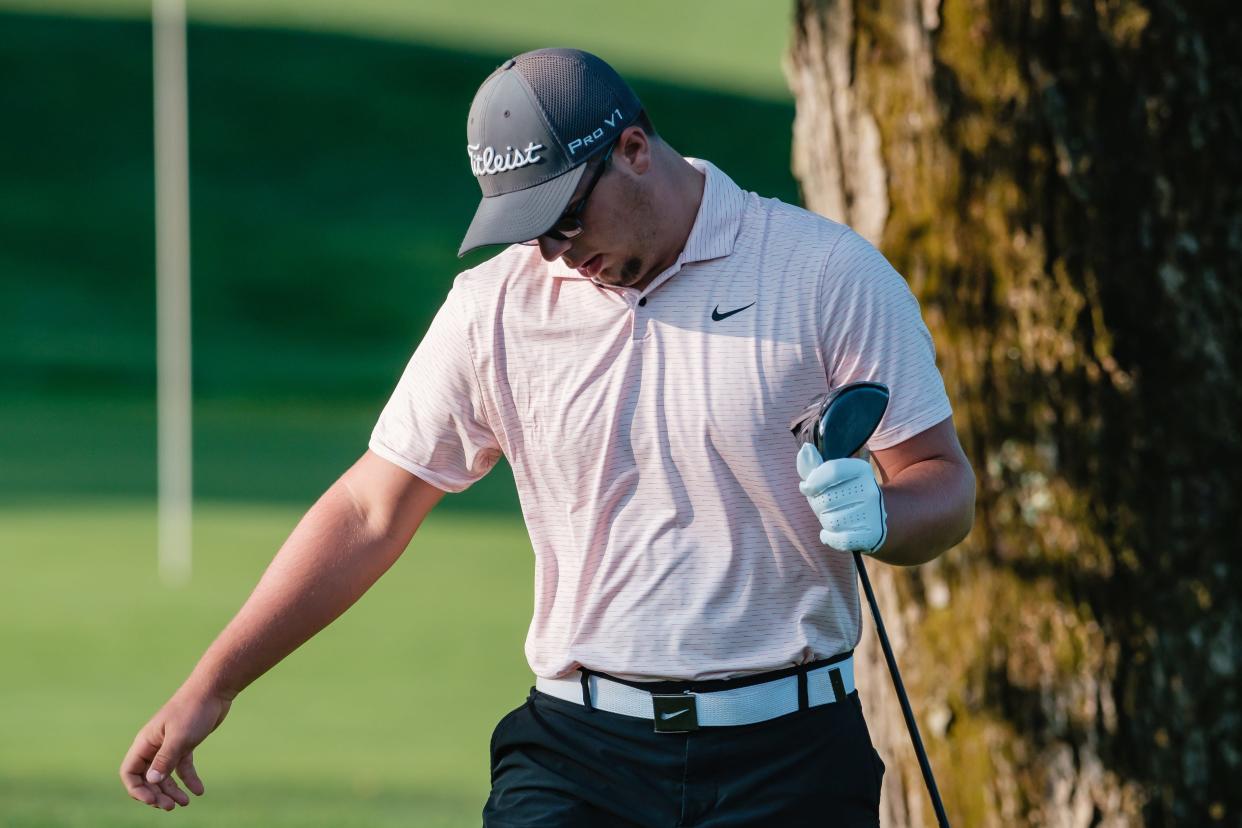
[659,709,690,720]
[711,302,756,321]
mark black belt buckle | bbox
[652,693,699,733]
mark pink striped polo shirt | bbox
[370,159,952,681]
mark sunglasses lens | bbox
[518,207,587,246]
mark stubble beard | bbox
[620,256,644,284]
[595,259,644,288]
[600,182,659,289]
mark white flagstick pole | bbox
[153,0,192,586]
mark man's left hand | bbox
[796,444,888,555]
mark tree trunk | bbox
[786,1,1241,825]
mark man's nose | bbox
[538,236,572,262]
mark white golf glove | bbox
[796,443,888,555]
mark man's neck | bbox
[636,154,707,290]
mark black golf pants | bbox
[482,687,884,827]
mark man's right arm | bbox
[119,450,445,811]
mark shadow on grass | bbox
[0,389,524,511]
[1,11,797,511]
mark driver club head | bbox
[789,381,890,461]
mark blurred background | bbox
[4,1,1239,826]
[0,1,797,826]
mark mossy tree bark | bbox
[786,1,1241,824]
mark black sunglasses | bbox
[520,145,614,245]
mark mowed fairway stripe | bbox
[0,500,534,826]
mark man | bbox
[120,48,974,826]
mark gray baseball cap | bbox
[458,48,643,257]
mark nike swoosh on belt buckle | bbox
[652,693,699,732]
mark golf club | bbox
[790,381,951,828]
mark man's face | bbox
[534,130,659,289]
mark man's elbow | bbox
[950,462,977,548]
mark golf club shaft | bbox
[854,551,951,828]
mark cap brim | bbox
[458,164,588,257]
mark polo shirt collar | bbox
[680,157,746,265]
[545,157,746,282]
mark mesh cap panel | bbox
[516,50,640,163]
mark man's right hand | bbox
[119,684,233,811]
[116,450,444,812]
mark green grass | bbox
[0,10,800,823]
[0,501,535,826]
[0,11,796,504]
[0,391,523,510]
[1,11,797,405]
[0,0,795,100]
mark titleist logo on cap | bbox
[458,48,645,256]
[467,142,545,177]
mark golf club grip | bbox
[853,551,952,828]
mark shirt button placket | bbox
[631,293,647,341]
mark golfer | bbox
[121,48,975,826]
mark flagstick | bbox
[154,0,192,586]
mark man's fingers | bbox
[128,721,193,810]
[158,774,191,806]
[123,780,157,807]
[122,693,228,811]
[119,730,162,805]
[176,752,205,796]
[796,443,823,480]
[146,734,187,784]
[802,456,871,493]
[151,787,177,811]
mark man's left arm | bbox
[868,416,976,566]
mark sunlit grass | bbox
[0,501,535,826]
[0,0,794,99]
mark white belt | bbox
[534,655,855,730]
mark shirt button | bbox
[638,297,647,306]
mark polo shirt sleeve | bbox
[368,282,501,492]
[818,228,953,451]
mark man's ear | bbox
[615,125,651,175]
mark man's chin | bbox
[618,258,647,285]
[594,257,647,288]
[596,270,632,286]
